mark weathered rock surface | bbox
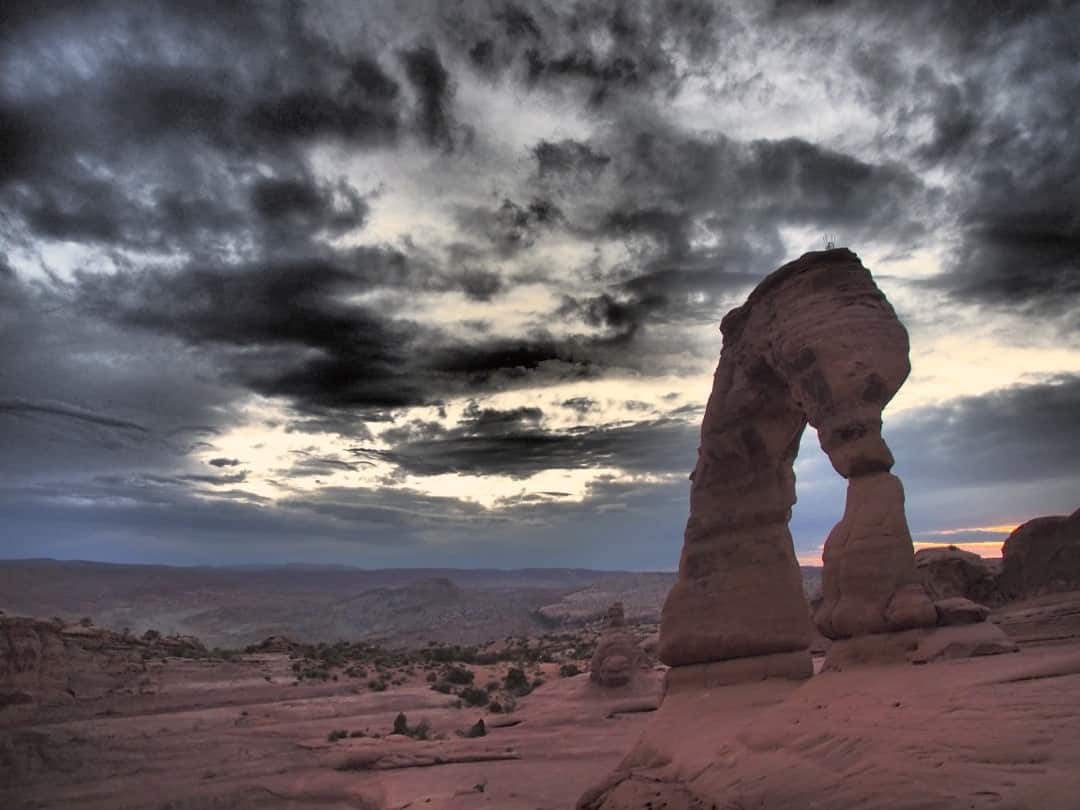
[999,508,1080,599]
[934,597,991,626]
[590,603,641,687]
[913,622,1018,663]
[915,544,1002,604]
[579,645,1080,810]
[0,616,204,706]
[659,249,933,670]
[0,618,71,706]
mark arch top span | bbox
[658,249,936,670]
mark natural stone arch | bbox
[658,249,937,669]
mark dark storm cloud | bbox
[0,398,149,433]
[68,252,637,416]
[208,458,240,468]
[890,375,1080,489]
[450,0,728,106]
[533,139,611,179]
[250,175,370,235]
[561,397,597,415]
[357,414,698,479]
[775,2,1080,331]
[535,120,933,334]
[454,197,563,258]
[0,2,415,259]
[400,42,458,150]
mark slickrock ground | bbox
[1,648,663,810]
[3,594,1078,809]
[581,592,1080,810]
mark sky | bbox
[1,0,1078,570]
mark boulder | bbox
[914,544,1002,604]
[999,508,1080,599]
[912,622,1018,663]
[933,597,991,626]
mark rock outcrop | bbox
[659,249,935,675]
[0,617,71,706]
[915,545,1002,604]
[999,508,1080,599]
[589,603,640,687]
[0,616,210,706]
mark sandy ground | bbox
[584,596,1080,810]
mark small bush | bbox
[559,664,581,677]
[368,679,388,692]
[443,665,474,685]
[488,700,502,713]
[460,719,486,738]
[503,667,531,696]
[459,686,489,707]
[392,712,431,740]
[426,671,438,683]
[327,728,348,742]
[431,679,454,694]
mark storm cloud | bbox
[2,1,1077,567]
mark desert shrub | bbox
[559,664,581,677]
[460,719,486,738]
[327,728,348,742]
[532,677,545,690]
[368,679,388,691]
[142,629,161,642]
[459,686,489,707]
[349,730,367,738]
[485,679,500,692]
[426,671,438,683]
[392,713,431,739]
[410,719,431,740]
[503,667,531,696]
[443,665,474,685]
[431,679,454,694]
[488,700,502,713]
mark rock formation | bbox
[589,603,640,687]
[0,617,71,706]
[999,508,1080,599]
[915,545,1002,604]
[659,249,936,677]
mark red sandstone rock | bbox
[659,249,934,670]
[590,603,641,687]
[999,508,1080,599]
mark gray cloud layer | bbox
[2,1,1077,566]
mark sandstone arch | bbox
[658,249,936,670]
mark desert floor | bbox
[4,593,1080,810]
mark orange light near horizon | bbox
[911,540,1005,559]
